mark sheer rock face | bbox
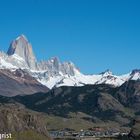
[7,35,37,70]
[37,57,78,76]
[6,35,79,76]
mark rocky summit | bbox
[7,35,37,69]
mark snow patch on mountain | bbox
[0,57,17,69]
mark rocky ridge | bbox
[0,35,140,89]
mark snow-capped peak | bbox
[100,69,113,76]
[130,69,140,80]
[0,34,140,89]
[130,69,140,75]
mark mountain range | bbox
[0,35,140,139]
[0,34,140,95]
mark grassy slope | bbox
[9,130,51,140]
[45,112,125,131]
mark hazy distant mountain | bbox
[0,35,140,91]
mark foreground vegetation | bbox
[10,130,51,140]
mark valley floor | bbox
[53,137,119,140]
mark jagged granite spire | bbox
[7,34,37,70]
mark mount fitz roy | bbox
[0,34,140,91]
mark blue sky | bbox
[0,0,140,74]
